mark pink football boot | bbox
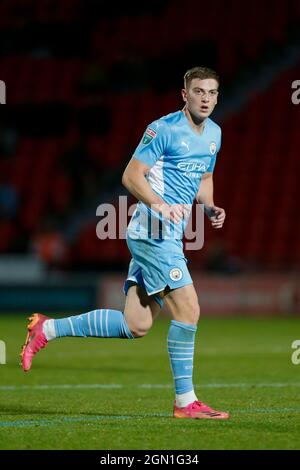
[21,313,50,372]
[174,400,230,419]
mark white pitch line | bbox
[1,408,300,429]
[0,384,123,390]
[0,382,300,391]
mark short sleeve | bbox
[207,128,221,173]
[133,120,171,168]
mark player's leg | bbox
[124,283,161,338]
[164,283,200,325]
[21,282,161,372]
[164,284,229,419]
[163,284,200,406]
[49,282,160,340]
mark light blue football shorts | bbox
[123,234,193,308]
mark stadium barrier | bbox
[100,273,300,317]
[0,273,299,316]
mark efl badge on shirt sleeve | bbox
[142,127,157,145]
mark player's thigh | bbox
[124,284,161,337]
[164,283,200,325]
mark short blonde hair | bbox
[184,67,220,89]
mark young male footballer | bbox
[21,67,229,419]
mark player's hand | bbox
[207,205,226,229]
[154,203,187,224]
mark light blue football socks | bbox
[43,312,198,407]
[167,320,198,407]
[43,309,134,340]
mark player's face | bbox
[182,78,219,121]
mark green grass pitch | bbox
[0,314,300,450]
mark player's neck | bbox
[184,108,205,133]
[182,107,205,134]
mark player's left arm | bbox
[196,172,226,229]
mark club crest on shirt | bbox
[210,142,217,155]
[142,127,157,145]
[169,268,183,282]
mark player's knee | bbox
[128,318,153,338]
[130,324,152,338]
[182,302,200,325]
[194,302,200,323]
[131,329,147,338]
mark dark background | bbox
[0,0,300,278]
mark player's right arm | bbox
[122,158,164,208]
[122,122,185,224]
[122,159,184,224]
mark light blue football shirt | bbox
[127,110,221,239]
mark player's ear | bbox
[215,89,219,104]
[181,88,187,102]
